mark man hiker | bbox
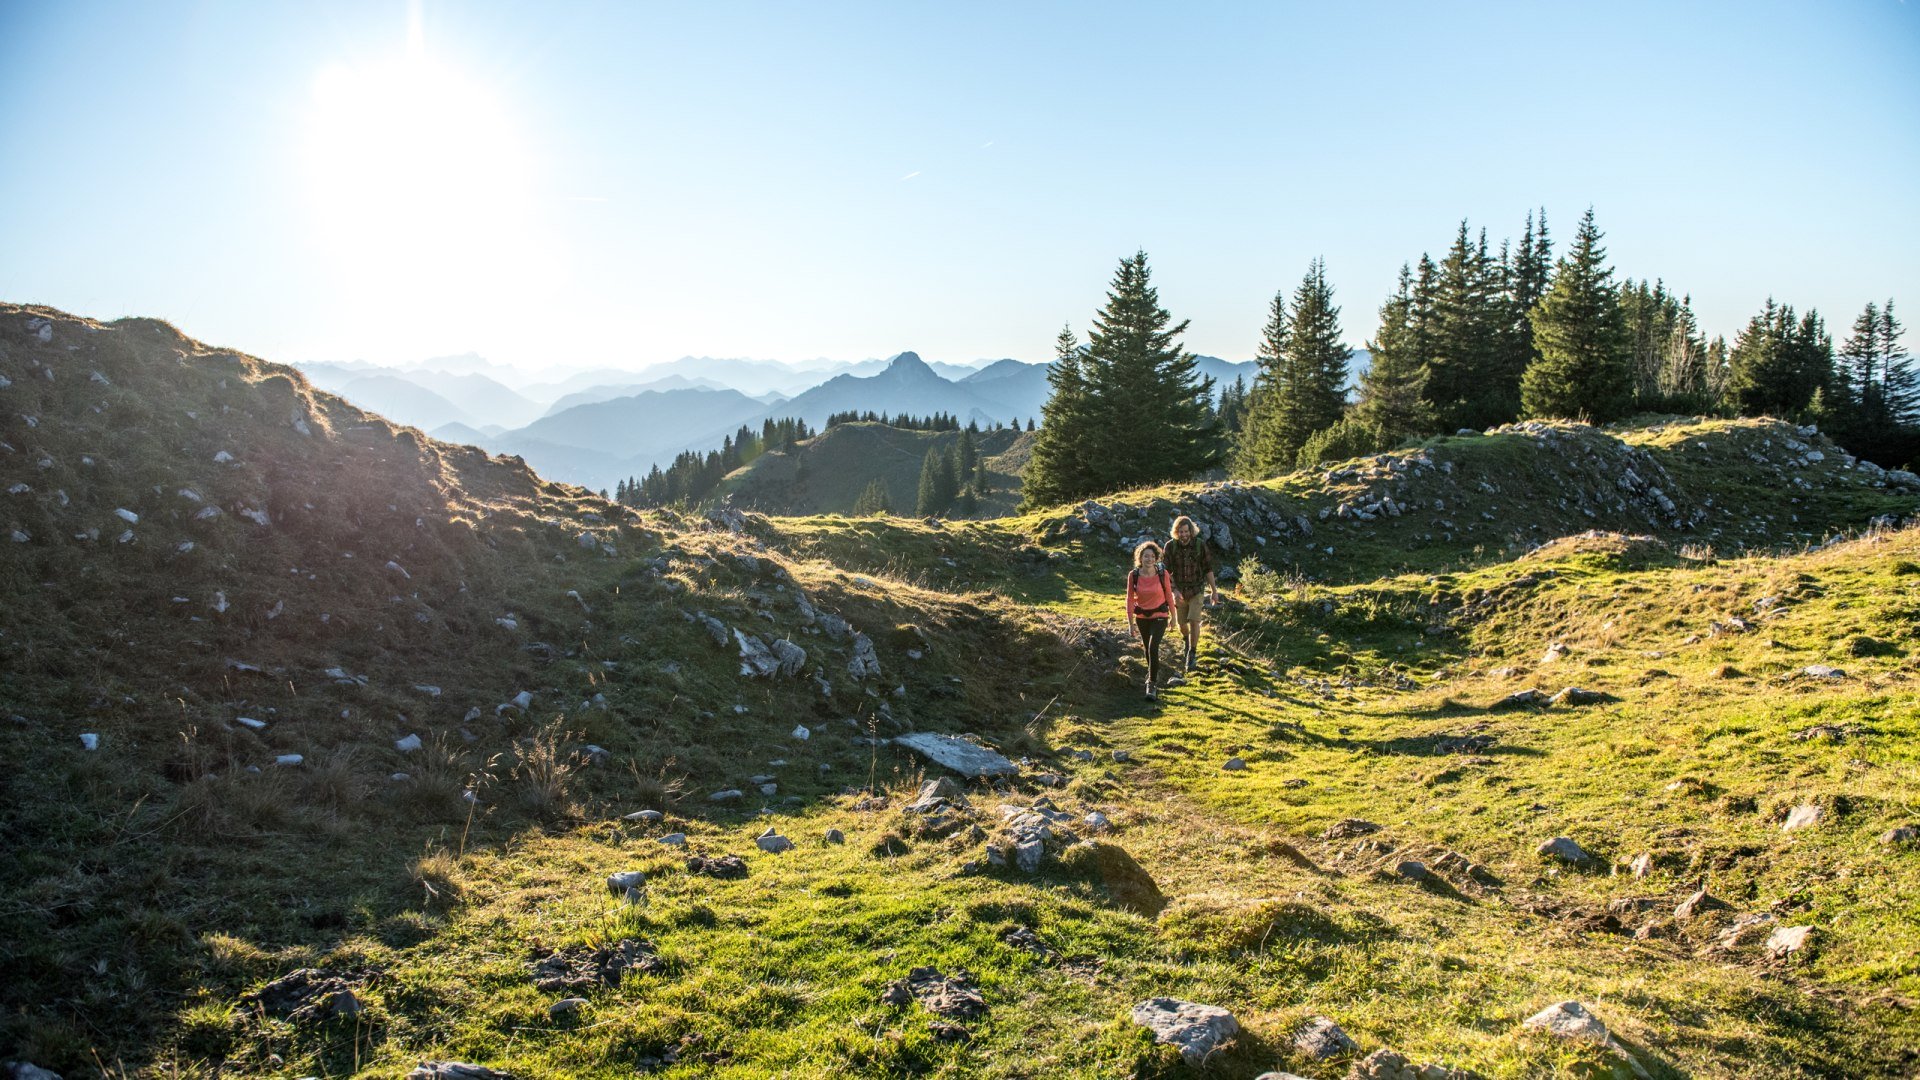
[1164,515,1217,672]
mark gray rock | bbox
[1881,825,1918,845]
[709,789,744,803]
[693,611,730,648]
[755,831,795,854]
[605,870,646,896]
[1112,749,1134,763]
[1549,687,1608,706]
[1494,688,1551,710]
[1782,802,1823,831]
[624,809,665,823]
[824,828,845,844]
[1766,924,1817,959]
[549,996,587,1017]
[1681,883,1728,914]
[904,776,971,813]
[1629,852,1653,878]
[848,632,882,679]
[657,832,687,846]
[1222,757,1247,771]
[405,1064,520,1080]
[1537,836,1593,864]
[894,732,1017,778]
[1294,1015,1358,1060]
[5,1064,64,1080]
[1394,860,1431,882]
[1322,818,1382,840]
[1800,664,1846,679]
[1084,811,1112,833]
[395,733,422,753]
[770,637,807,677]
[1014,836,1046,874]
[736,630,781,678]
[1130,997,1239,1067]
[1522,1001,1648,1079]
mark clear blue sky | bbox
[2,1,1916,371]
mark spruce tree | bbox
[1022,253,1219,507]
[1520,208,1633,422]
[854,478,891,515]
[1727,300,1831,418]
[1237,258,1351,477]
[1355,263,1435,442]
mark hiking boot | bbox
[1144,685,1157,701]
[1184,652,1196,672]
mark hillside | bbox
[709,422,1033,517]
[3,303,1918,1079]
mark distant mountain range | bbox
[291,347,1369,494]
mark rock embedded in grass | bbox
[894,732,1018,778]
[1493,688,1550,710]
[1521,1001,1649,1078]
[1222,757,1247,771]
[1537,836,1593,864]
[755,830,794,853]
[1781,802,1823,831]
[1293,1015,1358,1060]
[1130,997,1239,1068]
[625,810,664,823]
[1548,687,1610,706]
[709,789,743,803]
[1881,825,1918,845]
[657,833,686,846]
[1322,818,1382,840]
[407,1063,521,1080]
[1766,924,1817,960]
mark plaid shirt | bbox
[1163,537,1213,592]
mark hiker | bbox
[1164,515,1217,671]
[1126,539,1174,700]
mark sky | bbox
[1,0,1917,373]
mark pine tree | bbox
[1022,326,1096,507]
[1520,208,1633,422]
[1422,222,1512,429]
[854,478,890,515]
[1355,263,1435,442]
[915,445,949,516]
[957,425,978,478]
[1022,253,1219,507]
[973,457,992,497]
[1727,299,1831,418]
[1237,258,1351,477]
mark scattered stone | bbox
[236,717,266,731]
[528,938,665,991]
[3,1064,63,1080]
[1674,883,1735,914]
[824,828,845,844]
[1766,924,1817,960]
[792,724,810,740]
[1112,749,1133,763]
[894,732,1018,778]
[1782,802,1824,832]
[605,870,647,897]
[1549,687,1610,706]
[1322,818,1382,840]
[1537,836,1594,865]
[274,754,304,767]
[549,997,587,1017]
[1130,998,1239,1068]
[79,733,99,751]
[755,830,795,854]
[1521,1001,1646,1077]
[686,854,749,879]
[847,632,882,679]
[1000,925,1056,957]
[657,833,687,846]
[1800,664,1847,680]
[625,809,664,823]
[1347,1047,1482,1080]
[395,733,422,753]
[1880,825,1918,845]
[1222,757,1247,771]
[1493,688,1551,710]
[1294,1015,1358,1060]
[1542,641,1569,662]
[1393,860,1431,883]
[405,1062,520,1080]
[1084,811,1112,833]
[709,789,744,803]
[1629,852,1653,878]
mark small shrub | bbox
[511,720,581,821]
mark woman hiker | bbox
[1164,515,1217,672]
[1125,539,1174,700]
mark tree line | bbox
[614,417,813,508]
[1023,210,1915,508]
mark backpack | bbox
[1128,567,1173,617]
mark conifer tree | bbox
[1520,208,1633,421]
[1022,253,1219,507]
[854,478,891,516]
[1355,263,1435,442]
[915,443,959,516]
[1727,299,1831,417]
[957,425,978,478]
[1237,258,1350,477]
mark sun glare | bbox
[301,41,558,357]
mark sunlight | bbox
[300,39,559,357]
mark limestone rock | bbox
[709,789,744,803]
[4,1064,63,1080]
[406,1062,520,1080]
[755,830,795,854]
[1493,688,1550,710]
[1323,818,1382,840]
[1781,802,1823,831]
[1130,997,1239,1067]
[903,776,970,814]
[882,966,986,1019]
[1223,757,1247,771]
[894,732,1017,778]
[1881,825,1918,845]
[624,810,664,823]
[1294,1015,1359,1060]
[1549,687,1610,706]
[1766,924,1817,960]
[848,632,882,679]
[1522,1001,1647,1079]
[1675,888,1728,922]
[657,833,687,846]
[1537,836,1594,864]
[606,870,647,896]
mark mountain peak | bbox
[884,350,929,372]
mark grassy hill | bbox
[710,421,1033,517]
[2,303,1917,1078]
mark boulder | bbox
[1130,998,1239,1067]
[894,732,1018,778]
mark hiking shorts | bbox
[1173,592,1206,631]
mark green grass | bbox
[4,304,1920,1078]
